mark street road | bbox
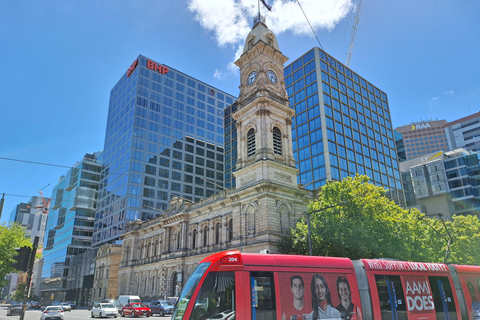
[0,307,172,320]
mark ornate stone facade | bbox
[92,244,122,301]
[118,16,314,300]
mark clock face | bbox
[267,70,277,84]
[247,71,257,86]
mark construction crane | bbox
[34,190,51,214]
[345,0,364,67]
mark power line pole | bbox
[0,193,5,220]
[19,236,39,320]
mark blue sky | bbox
[1,0,479,224]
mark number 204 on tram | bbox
[172,250,480,320]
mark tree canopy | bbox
[278,174,480,265]
[0,223,33,286]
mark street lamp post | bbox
[419,213,454,263]
[437,214,454,263]
[306,200,350,256]
[224,227,242,252]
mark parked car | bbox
[120,303,151,317]
[40,306,64,320]
[7,304,23,316]
[88,301,99,311]
[60,302,72,312]
[66,301,76,309]
[91,303,118,318]
[101,299,122,313]
[147,300,175,317]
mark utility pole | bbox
[0,193,5,220]
[19,236,39,320]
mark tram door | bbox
[375,275,408,320]
[428,276,458,320]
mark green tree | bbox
[0,223,32,286]
[11,282,27,302]
[278,175,480,265]
[430,214,480,265]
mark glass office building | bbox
[8,196,49,246]
[93,55,236,246]
[400,148,480,219]
[41,153,101,298]
[225,48,405,206]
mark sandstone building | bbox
[117,16,314,300]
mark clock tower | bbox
[233,15,298,189]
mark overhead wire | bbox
[1,155,224,210]
[296,0,324,50]
[0,157,71,169]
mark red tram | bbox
[172,251,480,320]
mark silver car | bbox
[60,303,71,312]
[40,306,64,320]
[91,303,118,318]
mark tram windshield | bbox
[173,262,210,320]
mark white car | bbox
[91,303,119,318]
[40,306,64,320]
[60,303,72,312]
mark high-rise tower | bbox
[94,55,236,245]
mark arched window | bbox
[192,229,197,249]
[273,127,282,155]
[247,128,256,157]
[215,222,221,245]
[177,231,181,250]
[203,226,208,247]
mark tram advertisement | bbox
[401,275,436,320]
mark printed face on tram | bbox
[291,278,305,300]
[338,281,351,303]
[314,278,328,302]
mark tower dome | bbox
[242,17,280,54]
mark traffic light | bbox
[12,246,31,272]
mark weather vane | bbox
[255,0,271,24]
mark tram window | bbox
[251,271,276,320]
[428,276,458,320]
[190,271,235,320]
[375,275,408,320]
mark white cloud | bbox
[188,0,354,76]
[444,90,454,95]
[428,97,439,108]
[188,0,255,47]
[213,69,224,80]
